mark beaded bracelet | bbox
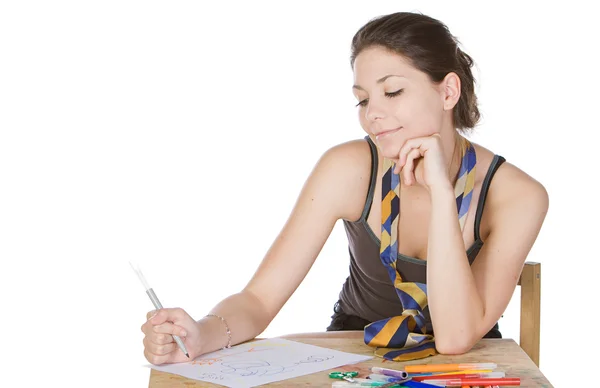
[206,314,232,349]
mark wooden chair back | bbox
[518,261,541,366]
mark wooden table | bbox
[149,331,552,387]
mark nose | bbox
[365,99,386,122]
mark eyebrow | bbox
[352,74,405,91]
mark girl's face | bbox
[352,46,455,160]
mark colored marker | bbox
[432,369,494,375]
[368,374,405,383]
[414,372,505,381]
[424,377,520,386]
[332,381,399,387]
[372,366,409,379]
[337,378,398,385]
[408,370,494,377]
[405,363,497,373]
[401,381,441,388]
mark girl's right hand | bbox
[141,307,202,365]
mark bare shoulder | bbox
[481,149,549,229]
[490,161,548,207]
[321,138,372,167]
[313,138,373,222]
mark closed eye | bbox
[355,89,404,107]
[385,89,404,98]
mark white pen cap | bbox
[129,261,151,291]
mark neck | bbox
[442,129,465,185]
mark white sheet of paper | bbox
[148,338,373,387]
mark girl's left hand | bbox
[392,134,452,191]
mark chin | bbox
[376,139,401,160]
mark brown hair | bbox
[350,12,480,132]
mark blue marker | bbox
[401,381,439,388]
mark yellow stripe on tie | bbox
[381,230,391,248]
[454,172,467,197]
[381,190,396,219]
[396,283,428,309]
[464,169,476,194]
[367,316,405,347]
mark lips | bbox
[375,127,401,140]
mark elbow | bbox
[435,335,476,355]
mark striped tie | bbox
[364,139,476,361]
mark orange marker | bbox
[405,362,497,373]
[440,369,493,375]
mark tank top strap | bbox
[474,155,506,241]
[358,136,378,222]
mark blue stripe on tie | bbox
[382,215,393,234]
[385,265,397,283]
[391,168,400,188]
[391,195,399,221]
[416,282,427,294]
[382,170,393,195]
[380,246,394,264]
[458,190,473,218]
[455,192,463,213]
[387,318,410,348]
[413,313,427,331]
[389,237,398,258]
[467,145,476,166]
[397,290,421,311]
[381,340,437,360]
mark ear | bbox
[440,72,461,111]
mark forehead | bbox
[353,46,424,87]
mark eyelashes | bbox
[355,89,404,108]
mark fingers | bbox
[395,139,423,176]
[149,307,188,326]
[397,135,440,166]
[146,331,176,345]
[154,342,178,356]
[153,321,188,338]
[141,310,188,343]
[398,138,425,166]
[392,135,443,184]
[142,311,187,365]
[144,348,172,366]
[144,335,178,355]
[142,307,194,365]
[402,149,421,185]
[393,142,420,176]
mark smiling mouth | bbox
[375,127,401,140]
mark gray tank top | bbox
[337,137,506,332]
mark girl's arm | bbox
[196,140,372,355]
[427,163,548,354]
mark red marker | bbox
[424,377,520,386]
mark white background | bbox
[1,1,598,387]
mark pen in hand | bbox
[130,261,190,358]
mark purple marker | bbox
[371,367,409,379]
